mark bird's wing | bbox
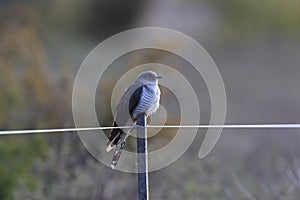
[129,85,144,119]
[115,81,143,125]
[107,82,142,152]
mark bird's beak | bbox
[156,75,162,79]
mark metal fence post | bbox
[136,114,149,200]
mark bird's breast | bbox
[134,85,160,115]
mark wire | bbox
[0,124,300,135]
[0,126,133,135]
[147,124,300,129]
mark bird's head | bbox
[136,71,162,84]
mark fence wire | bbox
[1,124,300,135]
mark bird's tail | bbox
[106,121,123,152]
[110,140,126,169]
[106,122,135,169]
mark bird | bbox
[106,71,162,169]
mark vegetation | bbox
[0,0,300,199]
[210,0,300,40]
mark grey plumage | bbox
[106,71,161,169]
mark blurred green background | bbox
[1,0,300,199]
